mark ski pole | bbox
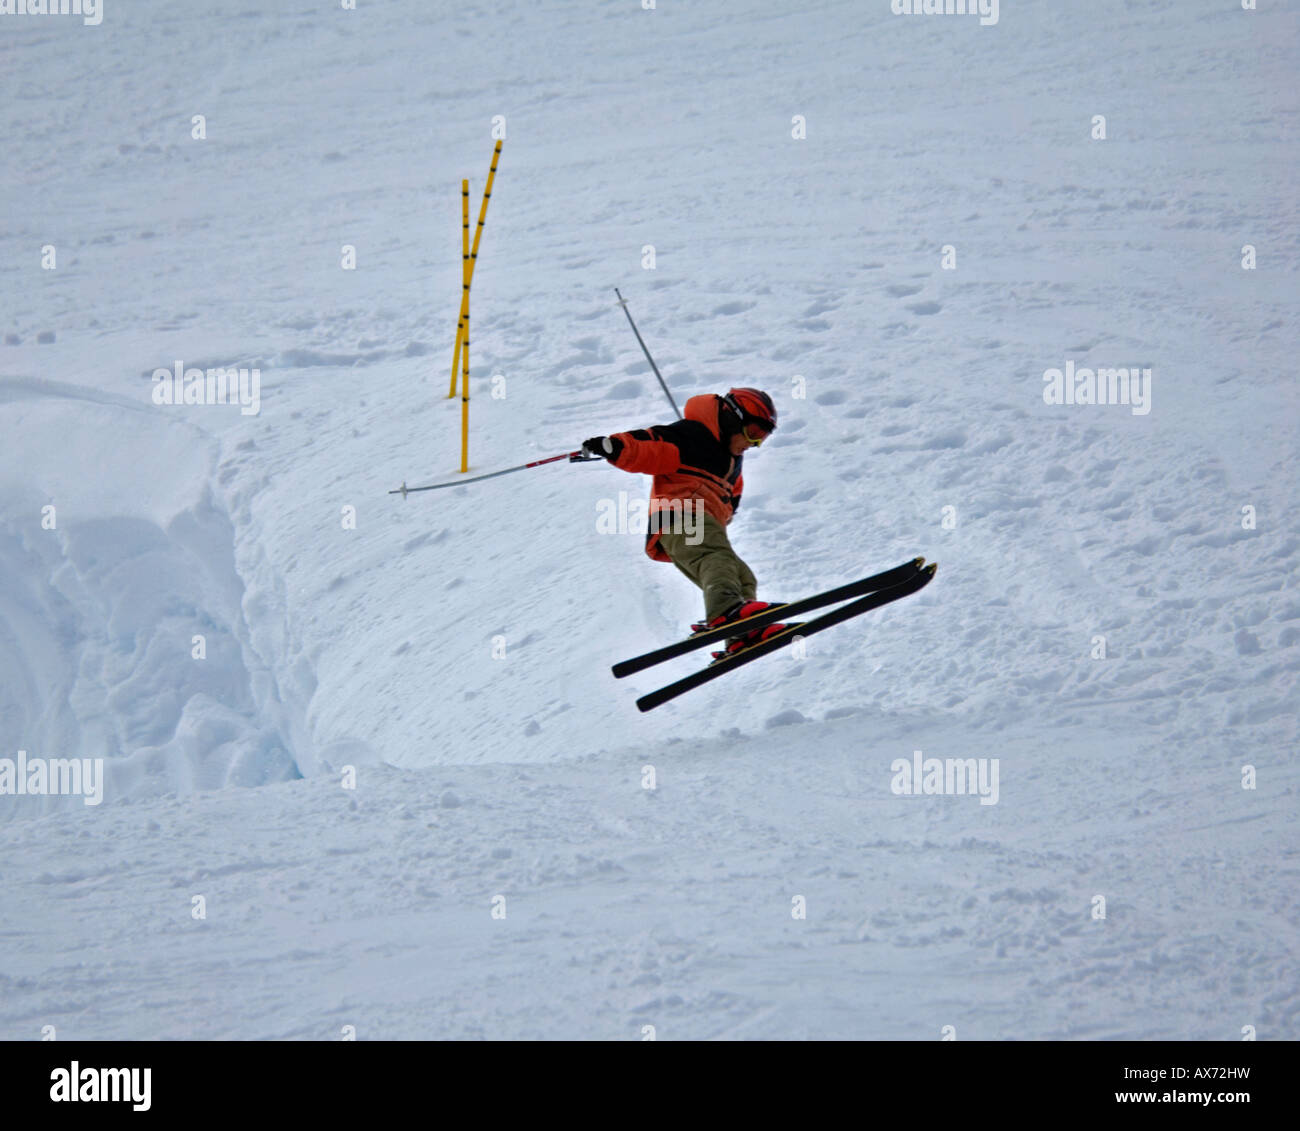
[390,449,602,497]
[614,287,682,420]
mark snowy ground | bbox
[0,0,1296,1039]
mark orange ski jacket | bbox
[608,394,744,562]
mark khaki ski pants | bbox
[657,512,757,623]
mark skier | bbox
[583,387,787,657]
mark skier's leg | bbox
[657,530,704,588]
[694,521,757,617]
[667,554,701,588]
[660,513,751,623]
[736,554,757,602]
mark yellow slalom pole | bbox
[460,264,470,471]
[469,140,503,276]
[447,140,503,397]
[449,180,471,397]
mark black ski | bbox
[634,563,937,712]
[611,557,925,678]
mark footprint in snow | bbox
[606,379,642,400]
[920,430,967,450]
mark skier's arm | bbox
[730,472,743,514]
[604,427,682,476]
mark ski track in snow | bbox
[0,0,1296,1038]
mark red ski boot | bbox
[694,600,794,663]
[690,600,778,635]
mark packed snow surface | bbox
[0,0,1295,1039]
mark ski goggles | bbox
[742,421,773,445]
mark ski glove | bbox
[582,435,623,461]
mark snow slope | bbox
[0,0,1296,1038]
